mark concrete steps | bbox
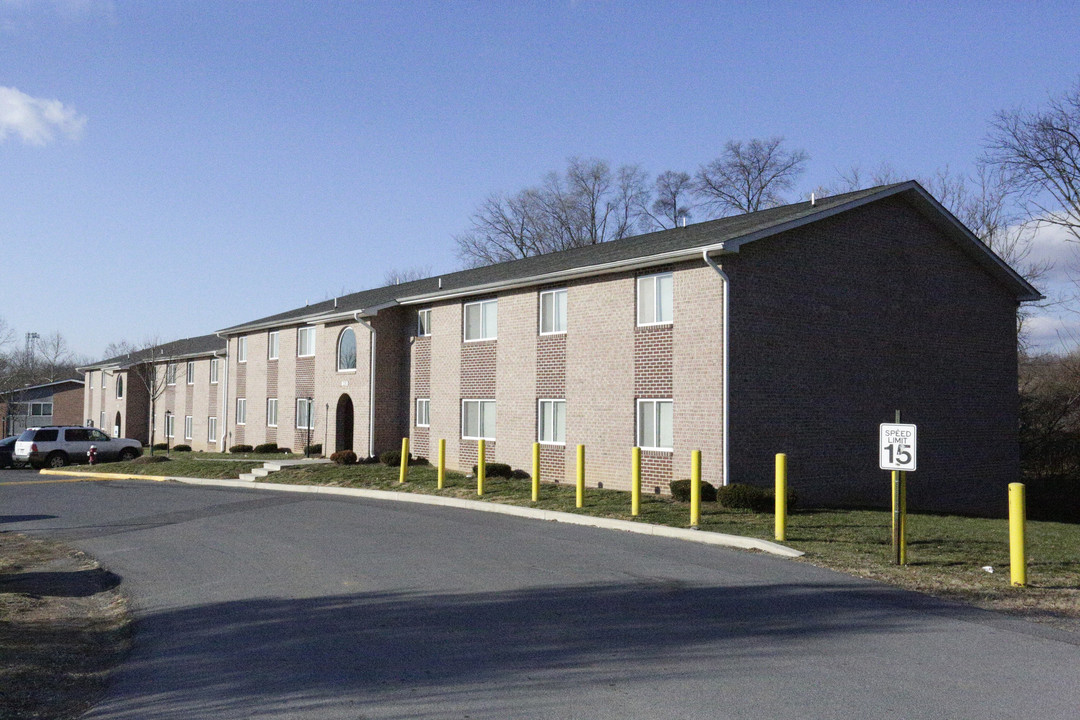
[239,457,331,482]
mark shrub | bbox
[277,446,294,454]
[172,444,192,452]
[305,444,322,456]
[411,456,430,466]
[330,450,358,465]
[152,442,169,451]
[254,443,279,454]
[229,444,254,454]
[510,468,531,480]
[669,478,718,503]
[358,454,380,464]
[716,483,797,513]
[380,449,407,466]
[133,455,170,464]
[471,462,513,478]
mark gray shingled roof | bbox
[79,333,227,371]
[217,182,1041,334]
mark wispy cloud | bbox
[0,86,87,145]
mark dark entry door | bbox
[336,395,354,452]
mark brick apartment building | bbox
[80,335,226,449]
[201,182,1040,514]
[2,379,84,436]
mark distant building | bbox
[1,379,85,436]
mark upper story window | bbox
[237,337,247,363]
[337,328,357,371]
[209,358,219,384]
[298,327,316,357]
[186,361,195,385]
[464,299,497,341]
[540,289,567,335]
[418,309,432,337]
[268,331,279,360]
[89,372,94,389]
[166,364,177,386]
[30,401,53,417]
[116,375,124,399]
[637,272,674,326]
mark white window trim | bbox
[337,327,357,373]
[166,364,176,386]
[267,398,278,428]
[236,398,246,426]
[186,361,195,385]
[417,308,432,337]
[537,398,566,445]
[539,288,568,336]
[164,414,175,439]
[461,398,496,441]
[208,416,218,443]
[210,358,219,385]
[416,398,430,428]
[184,415,193,441]
[296,398,314,430]
[637,272,674,327]
[115,376,124,399]
[463,299,497,342]
[267,331,279,361]
[237,337,247,363]
[297,327,316,358]
[636,398,674,452]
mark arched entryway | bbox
[335,394,354,452]
[113,411,121,439]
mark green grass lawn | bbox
[86,457,1080,630]
[94,458,264,478]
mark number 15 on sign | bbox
[880,423,917,471]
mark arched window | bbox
[337,327,357,371]
[116,375,124,399]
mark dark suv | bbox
[14,426,142,469]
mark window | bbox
[116,375,124,399]
[462,399,496,440]
[166,364,177,386]
[637,272,674,326]
[417,309,432,337]
[89,428,109,442]
[208,416,218,443]
[99,411,105,430]
[637,399,674,451]
[210,358,220,384]
[298,327,315,357]
[186,361,195,385]
[236,398,247,425]
[296,398,315,430]
[89,372,94,389]
[65,428,90,442]
[416,398,430,427]
[237,337,247,363]
[267,398,278,427]
[464,299,497,341]
[184,415,193,440]
[538,399,566,444]
[30,402,53,417]
[268,331,279,360]
[164,414,175,439]
[540,289,568,335]
[337,328,357,371]
[102,373,107,391]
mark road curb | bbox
[37,469,804,558]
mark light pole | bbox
[305,397,313,458]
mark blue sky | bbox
[2,0,1079,359]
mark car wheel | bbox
[46,452,68,468]
[118,448,138,462]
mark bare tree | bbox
[118,338,173,453]
[985,79,1080,242]
[694,137,809,215]
[102,339,138,360]
[383,266,432,286]
[639,170,695,231]
[456,158,651,267]
[35,331,72,382]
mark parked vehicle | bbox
[0,435,24,468]
[13,426,142,469]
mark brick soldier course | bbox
[81,182,1041,513]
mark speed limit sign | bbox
[880,423,917,471]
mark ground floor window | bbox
[164,414,175,439]
[296,398,314,430]
[637,399,673,451]
[236,398,247,425]
[267,398,278,427]
[538,399,566,444]
[416,398,430,427]
[462,399,496,440]
[208,416,218,443]
[184,415,193,440]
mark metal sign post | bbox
[880,411,916,565]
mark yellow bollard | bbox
[532,442,540,502]
[690,450,701,528]
[1009,482,1027,587]
[631,447,641,517]
[576,444,585,508]
[775,453,787,542]
[399,437,409,484]
[477,439,486,496]
[437,438,446,489]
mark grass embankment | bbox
[0,533,132,719]
[98,458,264,478]
[92,457,1080,629]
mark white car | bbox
[14,426,142,469]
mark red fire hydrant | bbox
[87,445,97,465]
